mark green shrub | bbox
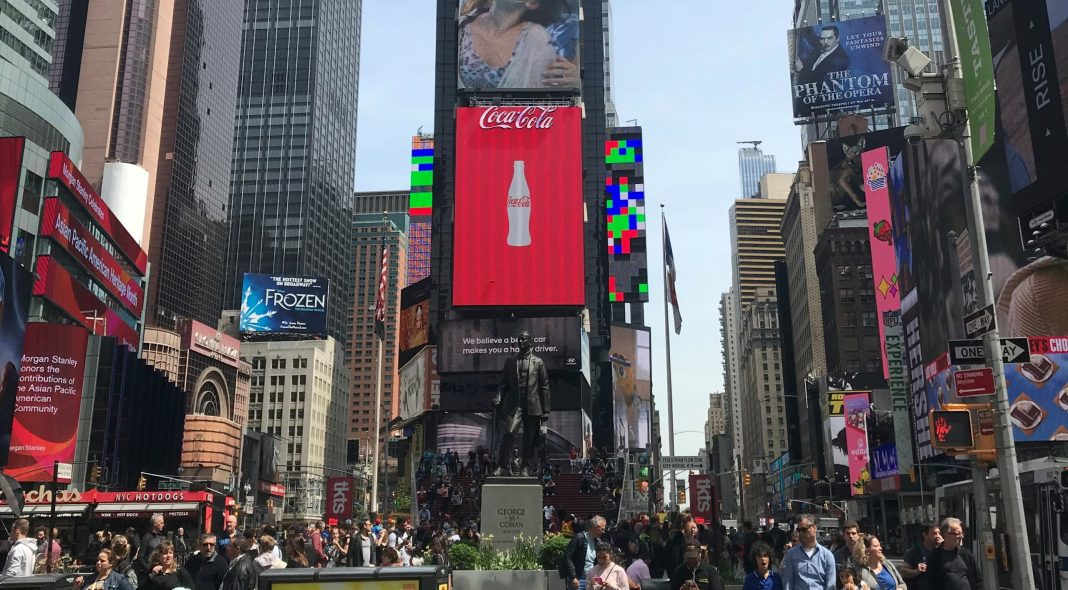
[448,542,479,570]
[539,534,570,571]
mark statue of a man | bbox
[493,331,551,476]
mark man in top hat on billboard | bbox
[493,330,551,476]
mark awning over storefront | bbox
[0,504,91,516]
[93,502,201,518]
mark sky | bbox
[354,1,802,459]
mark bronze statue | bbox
[493,331,551,476]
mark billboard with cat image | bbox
[824,127,905,212]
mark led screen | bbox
[788,15,895,121]
[7,324,89,482]
[0,252,30,467]
[453,106,584,306]
[610,325,652,450]
[438,316,583,374]
[0,137,25,254]
[606,132,649,303]
[240,274,329,336]
[456,0,580,91]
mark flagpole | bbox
[371,213,389,515]
[661,205,677,509]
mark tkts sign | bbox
[479,106,557,130]
[688,474,716,523]
[326,477,353,522]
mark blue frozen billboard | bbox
[788,15,895,120]
[240,274,328,337]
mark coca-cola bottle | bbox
[507,160,531,247]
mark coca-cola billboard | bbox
[453,106,584,306]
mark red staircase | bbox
[542,473,613,522]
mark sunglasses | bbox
[796,525,815,532]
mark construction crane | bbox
[737,140,763,149]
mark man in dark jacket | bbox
[185,534,228,590]
[927,517,981,590]
[560,516,605,590]
[139,514,166,571]
[346,519,378,567]
[493,331,551,477]
[220,537,258,590]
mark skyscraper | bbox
[738,144,777,198]
[225,0,362,343]
[146,0,243,329]
[348,212,407,462]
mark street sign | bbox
[661,456,706,471]
[1000,337,1031,364]
[964,304,996,339]
[949,339,985,365]
[56,462,72,483]
[955,368,996,397]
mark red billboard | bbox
[326,477,354,522]
[0,137,25,254]
[40,199,144,314]
[7,324,89,482]
[32,257,139,349]
[47,152,148,274]
[453,106,584,306]
[688,473,717,523]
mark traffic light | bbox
[676,488,686,505]
[744,470,751,487]
[89,463,101,483]
[137,475,147,491]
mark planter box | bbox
[451,569,555,590]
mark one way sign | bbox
[949,339,985,365]
[1001,337,1031,364]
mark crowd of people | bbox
[0,505,983,590]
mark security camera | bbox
[904,124,924,144]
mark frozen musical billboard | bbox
[453,107,584,306]
[788,15,894,120]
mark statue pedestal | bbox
[480,477,543,549]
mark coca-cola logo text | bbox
[479,107,556,130]
[507,197,531,208]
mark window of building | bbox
[844,312,858,327]
[839,288,855,303]
[862,312,877,327]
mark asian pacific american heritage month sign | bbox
[6,324,89,482]
[843,392,872,496]
[788,15,894,120]
[453,106,584,306]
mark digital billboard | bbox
[7,324,89,482]
[606,130,649,303]
[843,392,871,496]
[47,151,148,274]
[453,106,584,307]
[0,252,31,467]
[438,316,583,373]
[0,137,25,254]
[240,274,328,336]
[610,325,652,450]
[399,347,439,422]
[788,15,895,121]
[456,0,579,91]
[986,0,1068,213]
[407,136,433,286]
[824,127,905,212]
[398,277,431,362]
[824,391,850,484]
[31,257,139,348]
[925,339,1068,442]
[40,199,144,315]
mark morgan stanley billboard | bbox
[240,274,329,337]
[788,15,894,120]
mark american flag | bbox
[374,244,389,340]
[664,217,682,334]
